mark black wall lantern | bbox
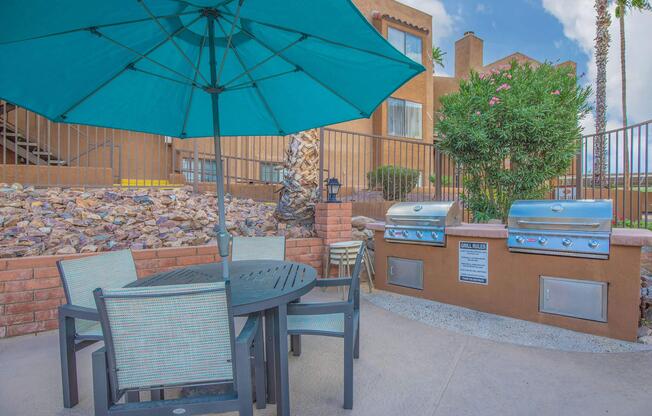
[326,177,341,203]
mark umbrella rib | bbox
[57,15,202,120]
[215,19,285,135]
[130,66,200,88]
[0,9,202,46]
[138,0,211,86]
[221,35,306,88]
[180,24,209,138]
[215,0,245,86]
[92,27,202,86]
[221,15,368,117]
[224,69,297,91]
[218,11,421,69]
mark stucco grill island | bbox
[369,202,652,341]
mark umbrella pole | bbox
[207,16,230,280]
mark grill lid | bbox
[507,200,612,232]
[386,201,462,228]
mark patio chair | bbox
[231,236,286,261]
[286,245,364,409]
[57,250,138,408]
[92,282,261,416]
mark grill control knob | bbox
[562,238,572,247]
[538,237,548,246]
[515,236,525,244]
[402,230,409,238]
[431,231,438,240]
[588,239,600,249]
[416,231,424,239]
[388,229,395,237]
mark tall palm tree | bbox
[432,46,446,73]
[594,0,611,187]
[275,129,320,225]
[615,0,651,194]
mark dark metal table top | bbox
[126,260,317,315]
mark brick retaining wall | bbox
[0,238,323,338]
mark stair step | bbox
[15,141,37,148]
[32,151,52,156]
[48,160,66,165]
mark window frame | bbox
[387,97,423,139]
[387,26,423,64]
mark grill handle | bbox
[516,220,601,228]
[389,217,442,225]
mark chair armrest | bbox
[235,314,260,348]
[287,301,352,315]
[59,304,100,321]
[316,277,352,288]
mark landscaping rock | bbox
[351,215,375,230]
[0,184,315,257]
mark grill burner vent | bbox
[384,201,462,246]
[507,200,613,259]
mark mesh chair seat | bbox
[75,320,103,338]
[287,313,344,334]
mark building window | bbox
[260,162,285,183]
[388,27,422,63]
[182,158,218,182]
[387,97,422,139]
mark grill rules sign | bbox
[459,241,488,285]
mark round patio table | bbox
[126,260,316,416]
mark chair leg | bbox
[92,348,110,416]
[364,253,374,293]
[59,314,78,408]
[354,319,360,360]
[343,313,354,410]
[264,309,276,405]
[236,340,254,416]
[253,313,266,410]
[290,334,301,357]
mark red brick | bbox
[176,255,214,266]
[296,254,322,263]
[0,291,34,304]
[316,216,341,225]
[5,299,61,315]
[35,309,58,321]
[6,322,41,337]
[285,247,309,257]
[4,278,60,292]
[309,246,324,254]
[285,239,297,248]
[41,319,59,331]
[196,245,218,255]
[0,312,34,326]
[34,267,60,279]
[328,223,352,232]
[0,269,33,281]
[131,249,157,260]
[135,257,177,270]
[6,255,64,270]
[137,268,158,278]
[295,238,322,247]
[0,260,7,271]
[157,247,197,258]
[34,287,65,301]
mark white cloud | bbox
[475,3,489,14]
[542,0,652,131]
[396,0,454,46]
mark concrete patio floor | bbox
[1,291,651,416]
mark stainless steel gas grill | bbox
[384,201,462,246]
[507,200,613,259]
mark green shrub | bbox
[428,175,452,187]
[435,61,591,221]
[367,165,420,200]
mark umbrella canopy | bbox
[0,0,424,276]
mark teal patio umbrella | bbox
[0,0,424,277]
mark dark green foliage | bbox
[435,62,591,221]
[429,175,452,187]
[367,165,420,201]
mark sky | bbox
[396,0,652,135]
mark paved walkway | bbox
[1,291,651,416]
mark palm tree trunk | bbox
[619,13,630,195]
[275,129,320,225]
[594,0,611,187]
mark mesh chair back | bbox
[347,245,366,304]
[94,283,235,400]
[232,236,285,261]
[58,250,137,310]
[329,241,363,266]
